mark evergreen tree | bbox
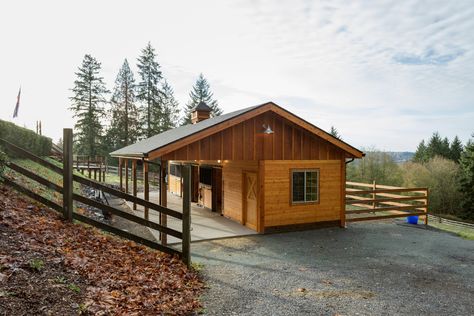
[426,132,444,158]
[69,54,108,156]
[182,73,222,125]
[459,135,474,220]
[450,135,463,162]
[160,80,180,131]
[108,59,140,149]
[413,140,428,163]
[441,137,451,158]
[136,42,163,138]
[330,126,342,140]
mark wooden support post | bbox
[182,164,191,267]
[132,160,137,210]
[424,188,429,225]
[340,158,346,228]
[160,160,168,245]
[125,159,129,194]
[119,158,123,191]
[103,157,106,183]
[180,164,183,197]
[93,169,97,180]
[372,180,376,211]
[144,161,149,220]
[63,128,73,222]
[87,157,91,179]
[98,158,102,182]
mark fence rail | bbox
[345,181,429,224]
[0,132,191,265]
[427,214,474,229]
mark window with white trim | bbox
[291,169,319,203]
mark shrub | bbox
[401,156,462,215]
[347,150,403,186]
[0,119,52,157]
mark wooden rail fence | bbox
[73,155,107,182]
[345,181,428,224]
[0,129,191,266]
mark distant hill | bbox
[386,152,414,163]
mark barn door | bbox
[243,172,258,230]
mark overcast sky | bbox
[1,0,473,151]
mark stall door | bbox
[243,172,258,230]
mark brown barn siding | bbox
[221,161,258,224]
[262,160,342,228]
[162,112,345,162]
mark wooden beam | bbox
[125,159,129,194]
[347,187,428,195]
[132,160,137,210]
[144,160,149,220]
[160,160,168,245]
[63,128,73,222]
[87,157,91,179]
[119,158,123,191]
[346,211,426,222]
[182,164,191,267]
[346,204,428,214]
[346,195,427,204]
[340,158,346,228]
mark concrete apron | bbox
[126,191,257,245]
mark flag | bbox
[13,87,21,118]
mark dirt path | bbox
[192,221,474,315]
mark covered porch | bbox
[126,190,257,244]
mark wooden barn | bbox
[110,101,364,233]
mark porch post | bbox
[144,160,149,220]
[160,160,168,245]
[119,158,123,191]
[125,159,129,194]
[340,157,346,228]
[182,164,191,267]
[132,160,137,210]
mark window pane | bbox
[292,172,305,202]
[305,171,318,202]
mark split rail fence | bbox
[0,129,191,266]
[345,181,428,224]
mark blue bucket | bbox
[406,215,419,225]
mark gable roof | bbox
[110,102,364,159]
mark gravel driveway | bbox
[191,221,474,315]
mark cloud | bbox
[393,48,465,65]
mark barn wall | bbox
[161,112,345,162]
[262,160,342,228]
[221,160,259,224]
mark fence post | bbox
[182,164,191,267]
[424,188,429,225]
[63,128,73,222]
[372,180,376,211]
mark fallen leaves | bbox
[0,184,204,315]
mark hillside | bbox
[0,184,203,315]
